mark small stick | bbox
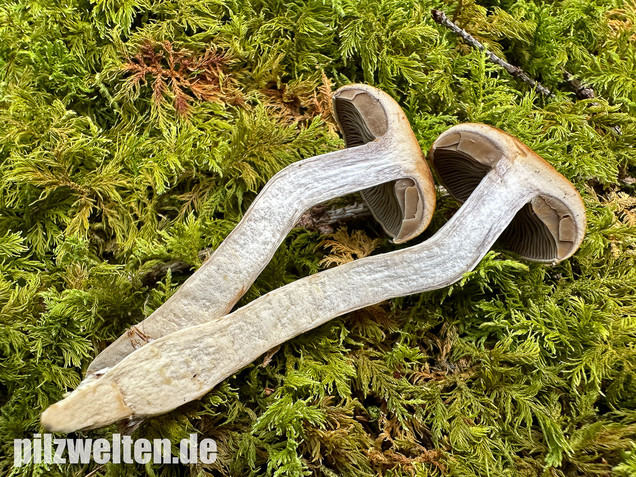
[563,71,595,100]
[431,10,622,135]
[431,9,553,97]
[562,71,622,135]
[296,202,372,235]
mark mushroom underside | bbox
[431,148,573,262]
[335,97,377,148]
[334,96,424,239]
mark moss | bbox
[1,0,635,475]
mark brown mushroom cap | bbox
[429,123,586,263]
[333,84,435,244]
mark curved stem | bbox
[88,138,418,374]
[44,169,536,431]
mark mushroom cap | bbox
[332,84,435,244]
[429,123,586,263]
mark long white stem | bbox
[88,139,420,374]
[42,169,537,432]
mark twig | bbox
[431,9,622,135]
[563,71,595,100]
[431,9,553,97]
[562,72,621,134]
[432,9,602,102]
[296,201,372,235]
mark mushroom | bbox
[42,124,586,432]
[430,124,584,262]
[85,84,436,376]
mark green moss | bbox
[1,0,635,475]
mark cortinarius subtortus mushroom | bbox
[42,124,586,433]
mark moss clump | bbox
[1,0,635,475]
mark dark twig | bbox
[562,72,621,134]
[563,71,595,100]
[432,9,600,101]
[296,202,372,235]
[431,9,622,135]
[431,9,553,97]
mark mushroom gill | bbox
[334,95,423,240]
[429,125,580,262]
[498,202,558,261]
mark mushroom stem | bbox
[87,85,435,375]
[42,169,536,432]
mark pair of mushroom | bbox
[41,85,586,433]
